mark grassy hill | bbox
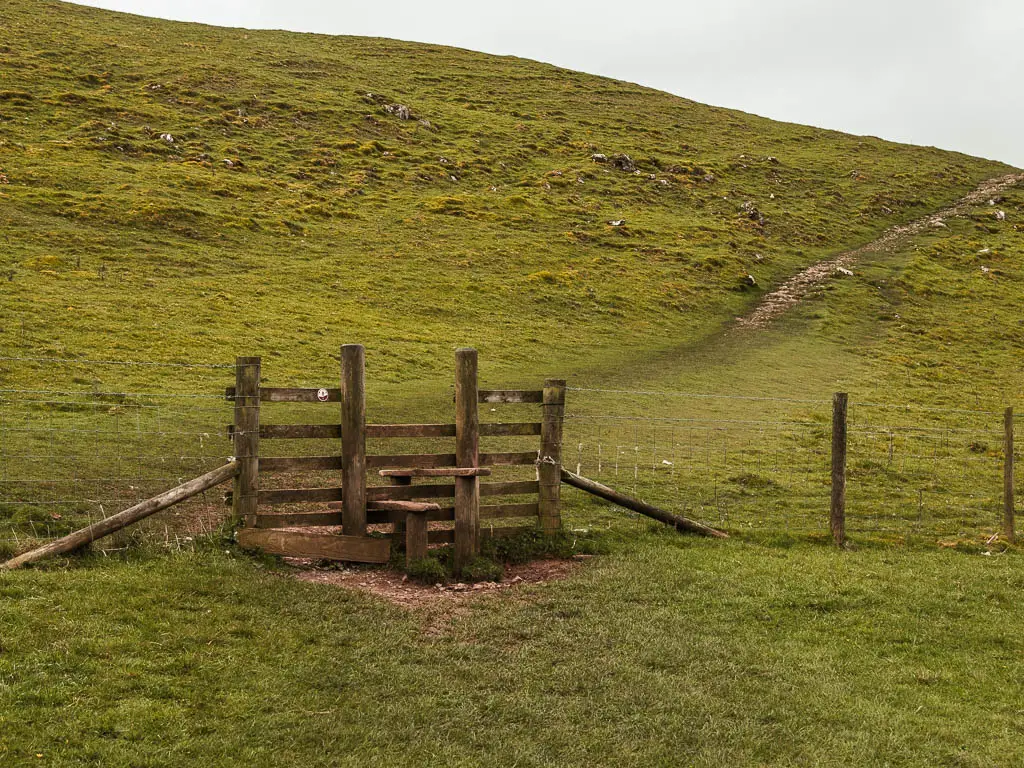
[4,4,1024,766]
[0,0,1016,394]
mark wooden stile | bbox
[232,356,260,525]
[454,348,481,573]
[340,344,367,536]
[220,346,556,565]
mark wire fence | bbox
[0,354,1016,559]
[0,356,234,557]
[563,387,1012,543]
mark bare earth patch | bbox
[287,556,590,611]
[736,173,1024,330]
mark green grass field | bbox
[2,1,1024,765]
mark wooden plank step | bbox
[378,467,492,478]
[367,500,442,513]
[236,528,390,563]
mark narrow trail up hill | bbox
[736,172,1024,330]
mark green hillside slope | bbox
[0,0,1015,391]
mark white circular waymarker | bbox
[316,388,330,402]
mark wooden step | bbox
[366,500,442,514]
[236,528,390,564]
[378,467,492,478]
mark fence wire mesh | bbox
[0,356,234,557]
[0,353,1015,559]
[563,387,1011,542]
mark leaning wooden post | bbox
[232,356,261,526]
[454,347,481,573]
[341,344,367,537]
[1004,407,1015,544]
[830,392,848,547]
[539,379,566,534]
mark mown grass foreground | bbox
[1,531,1022,767]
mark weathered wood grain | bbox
[236,528,389,563]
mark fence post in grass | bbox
[539,378,566,535]
[1004,407,1015,544]
[232,356,261,526]
[830,392,848,547]
[454,347,481,574]
[341,344,367,537]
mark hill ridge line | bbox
[736,172,1024,330]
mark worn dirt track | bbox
[736,172,1024,330]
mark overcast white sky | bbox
[71,0,1024,168]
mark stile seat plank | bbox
[379,467,492,478]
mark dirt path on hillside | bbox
[735,172,1024,330]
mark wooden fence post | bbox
[454,347,480,573]
[232,356,260,526]
[539,379,566,534]
[341,344,367,536]
[1004,407,1015,544]
[830,392,848,547]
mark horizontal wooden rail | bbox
[260,452,538,473]
[259,487,343,505]
[255,511,342,528]
[481,503,539,519]
[369,423,455,438]
[482,451,539,466]
[226,387,341,403]
[428,526,526,544]
[227,387,545,405]
[260,456,342,472]
[480,422,543,436]
[252,503,536,530]
[226,480,541,508]
[234,422,544,440]
[479,390,543,404]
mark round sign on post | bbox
[316,388,329,402]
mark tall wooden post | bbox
[232,356,261,526]
[1004,407,1015,543]
[341,344,367,537]
[830,392,848,547]
[454,347,480,573]
[539,378,566,534]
